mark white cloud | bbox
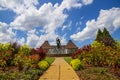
[0,0,94,47]
[60,34,67,45]
[60,0,82,10]
[71,7,120,41]
[0,0,38,14]
[76,27,81,32]
[0,22,15,43]
[9,0,83,47]
[26,29,40,48]
[82,0,94,5]
[62,21,72,31]
[17,37,25,45]
[97,8,120,31]
[26,30,59,48]
[9,0,82,31]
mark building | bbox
[41,40,78,54]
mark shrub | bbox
[78,67,119,80]
[35,47,46,60]
[71,41,120,68]
[70,59,83,70]
[91,41,105,48]
[0,43,13,71]
[38,60,49,70]
[10,42,20,54]
[72,49,83,59]
[29,54,40,63]
[0,68,43,80]
[116,58,120,68]
[19,44,30,55]
[72,45,91,59]
[12,53,34,71]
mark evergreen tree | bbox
[103,27,112,38]
[95,28,103,42]
[95,27,116,47]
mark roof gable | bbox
[41,41,51,48]
[65,40,78,49]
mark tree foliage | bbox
[95,28,115,47]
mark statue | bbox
[56,37,61,49]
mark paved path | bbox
[39,57,80,80]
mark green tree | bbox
[95,28,115,47]
[103,27,112,38]
[95,28,103,42]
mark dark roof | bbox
[41,40,78,49]
[41,41,51,48]
[65,40,78,49]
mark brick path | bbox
[39,57,81,80]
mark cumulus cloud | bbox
[82,0,93,5]
[0,22,15,43]
[26,29,39,47]
[60,0,82,10]
[71,7,120,41]
[9,0,83,47]
[0,0,38,14]
[17,37,25,45]
[10,0,82,32]
[0,0,94,47]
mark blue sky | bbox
[0,0,120,48]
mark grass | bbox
[64,57,72,64]
[76,67,119,80]
[44,57,55,65]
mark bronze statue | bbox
[56,37,61,48]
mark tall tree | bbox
[103,27,112,38]
[95,28,115,47]
[95,28,103,42]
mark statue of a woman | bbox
[56,37,61,48]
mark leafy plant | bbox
[71,40,120,68]
[72,45,91,59]
[70,59,83,70]
[0,68,43,80]
[19,44,30,55]
[38,60,49,70]
[0,43,13,71]
[35,47,46,60]
[10,42,20,54]
[77,67,119,80]
[29,54,40,63]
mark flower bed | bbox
[0,42,54,80]
[64,40,120,80]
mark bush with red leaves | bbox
[35,47,46,60]
[72,45,91,59]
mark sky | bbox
[0,0,120,48]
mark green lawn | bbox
[64,57,72,64]
[44,57,55,65]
